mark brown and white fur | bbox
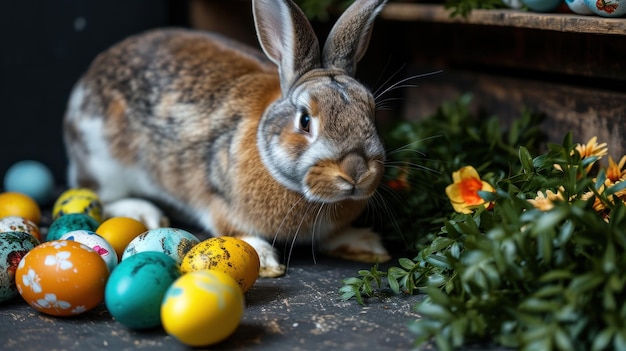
[63,0,390,277]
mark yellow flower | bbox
[445,166,495,214]
[528,187,566,211]
[606,155,626,183]
[575,136,608,159]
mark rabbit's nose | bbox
[339,153,369,185]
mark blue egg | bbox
[105,251,181,329]
[121,227,200,264]
[3,160,55,205]
[521,0,562,12]
[46,213,99,242]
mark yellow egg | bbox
[0,192,41,225]
[52,188,103,223]
[181,237,260,293]
[96,217,148,261]
[161,270,244,346]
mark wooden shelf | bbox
[381,3,626,35]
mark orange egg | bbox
[0,192,41,225]
[96,217,148,261]
[15,240,109,316]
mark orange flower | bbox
[606,155,626,183]
[575,136,608,159]
[445,166,495,214]
[528,187,566,211]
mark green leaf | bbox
[399,257,416,270]
[533,208,567,234]
[519,146,535,174]
[568,273,604,294]
[342,277,362,285]
[425,254,451,270]
[554,327,574,351]
[539,270,573,282]
[592,328,614,351]
[387,273,401,295]
[429,237,456,253]
[605,180,626,196]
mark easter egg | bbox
[47,213,99,242]
[0,192,41,225]
[0,231,40,303]
[565,0,594,14]
[521,0,562,12]
[181,237,260,293]
[121,228,200,264]
[15,240,109,316]
[0,216,42,242]
[105,251,181,329]
[96,217,147,261]
[161,270,245,346]
[52,188,103,223]
[583,0,626,17]
[3,160,55,205]
[60,230,117,272]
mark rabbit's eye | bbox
[300,113,311,133]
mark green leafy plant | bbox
[342,95,626,350]
[443,0,507,18]
[294,0,352,21]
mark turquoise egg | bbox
[521,0,562,12]
[46,213,99,242]
[3,160,55,205]
[121,228,200,264]
[0,231,40,302]
[104,251,181,329]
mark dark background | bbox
[0,0,190,188]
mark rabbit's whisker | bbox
[284,200,319,273]
[272,195,307,248]
[373,70,443,102]
[310,202,327,265]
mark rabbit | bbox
[63,0,391,277]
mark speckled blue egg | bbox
[105,251,181,329]
[60,230,117,272]
[121,228,200,264]
[0,231,40,302]
[46,213,99,242]
[3,160,55,205]
[584,0,626,17]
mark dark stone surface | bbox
[0,244,424,351]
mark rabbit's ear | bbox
[322,0,386,76]
[253,0,321,91]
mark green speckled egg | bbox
[47,213,99,242]
[121,228,200,264]
[0,231,40,303]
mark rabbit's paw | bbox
[104,198,170,229]
[323,227,391,263]
[240,236,286,278]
